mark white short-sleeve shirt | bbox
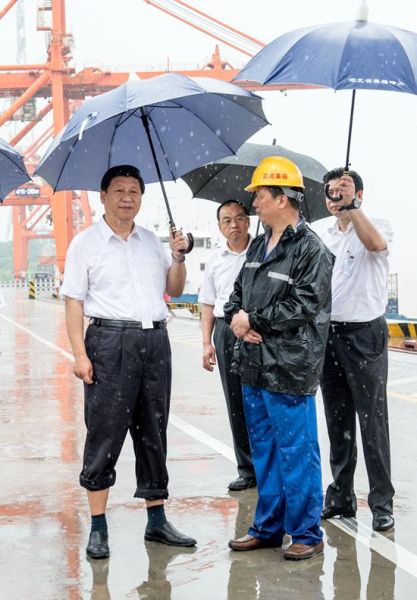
[321,217,393,322]
[198,237,252,318]
[60,217,171,321]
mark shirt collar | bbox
[264,216,305,243]
[221,235,253,256]
[97,216,141,242]
[294,216,304,231]
[328,218,354,235]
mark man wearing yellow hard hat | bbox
[224,156,334,560]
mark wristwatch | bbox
[343,197,361,211]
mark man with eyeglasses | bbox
[199,200,256,491]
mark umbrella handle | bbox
[185,232,194,253]
[324,183,344,203]
[171,227,194,254]
[324,173,358,211]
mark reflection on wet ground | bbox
[388,337,417,352]
[1,290,417,598]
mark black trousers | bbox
[213,318,255,479]
[320,317,394,515]
[80,323,171,499]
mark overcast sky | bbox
[1,0,417,315]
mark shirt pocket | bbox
[341,250,356,278]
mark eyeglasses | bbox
[219,216,248,226]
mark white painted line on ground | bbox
[169,414,236,463]
[172,413,417,577]
[0,313,74,361]
[330,517,417,579]
[388,374,417,387]
[3,310,417,576]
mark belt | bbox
[330,315,384,332]
[90,317,166,330]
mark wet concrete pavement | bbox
[1,289,417,599]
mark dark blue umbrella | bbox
[236,12,417,170]
[0,138,31,204]
[35,73,268,231]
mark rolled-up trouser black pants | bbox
[80,321,171,499]
[320,316,394,516]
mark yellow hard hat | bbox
[245,156,304,192]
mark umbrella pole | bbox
[140,109,176,230]
[344,89,356,172]
[140,109,194,252]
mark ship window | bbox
[206,238,211,249]
[194,238,204,247]
[200,263,205,271]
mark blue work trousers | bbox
[242,385,323,545]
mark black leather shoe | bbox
[86,530,110,559]
[372,513,395,532]
[228,476,257,491]
[321,506,356,520]
[144,521,197,547]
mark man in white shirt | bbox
[320,168,395,532]
[61,165,197,559]
[199,200,256,491]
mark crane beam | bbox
[0,67,312,100]
[0,0,18,19]
[143,0,264,56]
[10,103,53,147]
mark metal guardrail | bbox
[0,278,59,300]
[0,281,415,346]
[0,279,28,288]
[167,302,201,316]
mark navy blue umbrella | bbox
[0,138,31,203]
[236,11,417,170]
[35,73,268,230]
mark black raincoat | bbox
[224,220,334,395]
